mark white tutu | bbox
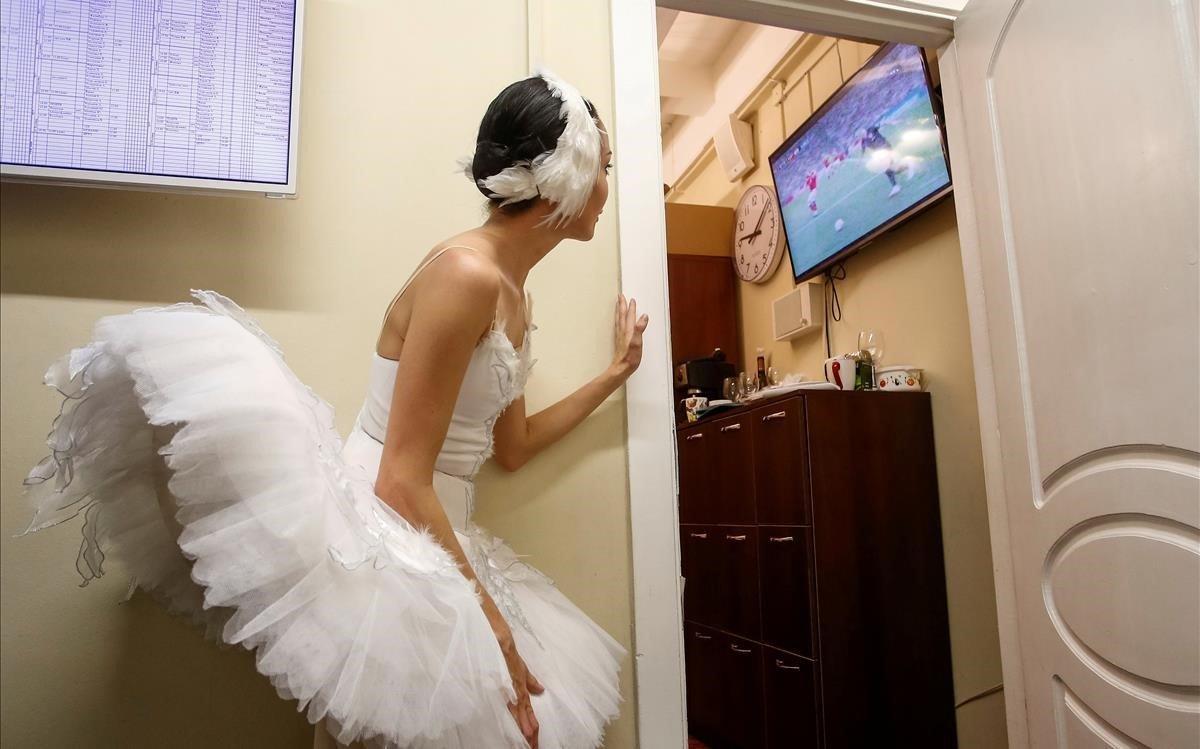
[19,290,624,748]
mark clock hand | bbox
[744,203,769,244]
[752,203,768,234]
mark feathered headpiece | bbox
[465,70,602,229]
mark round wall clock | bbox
[733,184,784,283]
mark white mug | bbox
[823,356,856,390]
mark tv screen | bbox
[0,0,304,196]
[769,43,951,282]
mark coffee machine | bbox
[674,348,735,420]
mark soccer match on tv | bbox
[771,43,952,280]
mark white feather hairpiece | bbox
[469,69,602,229]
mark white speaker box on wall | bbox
[773,281,824,341]
[714,115,754,181]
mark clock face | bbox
[733,184,783,283]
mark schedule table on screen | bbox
[1,0,296,185]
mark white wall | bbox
[0,2,636,747]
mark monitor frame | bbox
[1,0,306,198]
[768,42,953,284]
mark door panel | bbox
[681,525,718,627]
[758,526,814,657]
[710,413,757,524]
[721,633,765,749]
[950,0,1200,744]
[720,526,761,640]
[752,399,808,525]
[684,621,725,743]
[678,425,713,524]
[763,646,819,749]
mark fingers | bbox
[527,667,545,695]
[511,694,539,748]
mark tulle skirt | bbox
[19,291,624,748]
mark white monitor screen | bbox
[0,0,303,195]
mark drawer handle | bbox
[685,433,704,441]
[762,410,787,422]
[689,532,708,539]
[725,534,747,541]
[693,632,713,640]
[774,659,802,671]
[719,423,742,432]
[767,536,794,543]
[730,644,753,655]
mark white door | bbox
[945,0,1200,745]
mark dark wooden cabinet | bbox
[763,646,819,749]
[666,253,741,368]
[758,526,814,658]
[685,622,725,741]
[752,399,808,525]
[681,525,761,638]
[678,412,757,524]
[677,391,957,748]
[677,423,713,524]
[711,414,757,524]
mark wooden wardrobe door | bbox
[758,526,814,657]
[680,525,718,627]
[806,391,955,746]
[720,633,765,749]
[763,646,819,749]
[684,622,724,743]
[666,253,740,366]
[677,424,712,524]
[709,413,756,524]
[719,526,761,639]
[752,399,808,525]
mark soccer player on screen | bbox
[858,125,903,198]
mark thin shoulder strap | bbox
[380,245,481,324]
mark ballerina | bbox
[19,70,648,749]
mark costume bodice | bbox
[354,309,535,480]
[346,245,537,530]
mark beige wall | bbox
[1,2,635,747]
[668,35,1008,746]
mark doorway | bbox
[614,1,1200,748]
[612,2,1005,747]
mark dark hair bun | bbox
[471,76,598,211]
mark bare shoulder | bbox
[419,246,500,299]
[409,247,500,334]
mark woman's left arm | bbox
[492,294,649,472]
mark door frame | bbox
[608,1,1030,747]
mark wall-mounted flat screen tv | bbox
[0,0,305,197]
[769,42,952,283]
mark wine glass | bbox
[723,376,740,402]
[858,329,885,364]
[741,370,759,398]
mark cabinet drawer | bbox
[680,525,718,626]
[677,424,712,524]
[759,526,815,657]
[721,632,765,749]
[680,525,761,639]
[752,400,809,525]
[763,646,819,749]
[709,413,757,524]
[684,622,724,744]
[684,625,767,749]
[721,525,761,639]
